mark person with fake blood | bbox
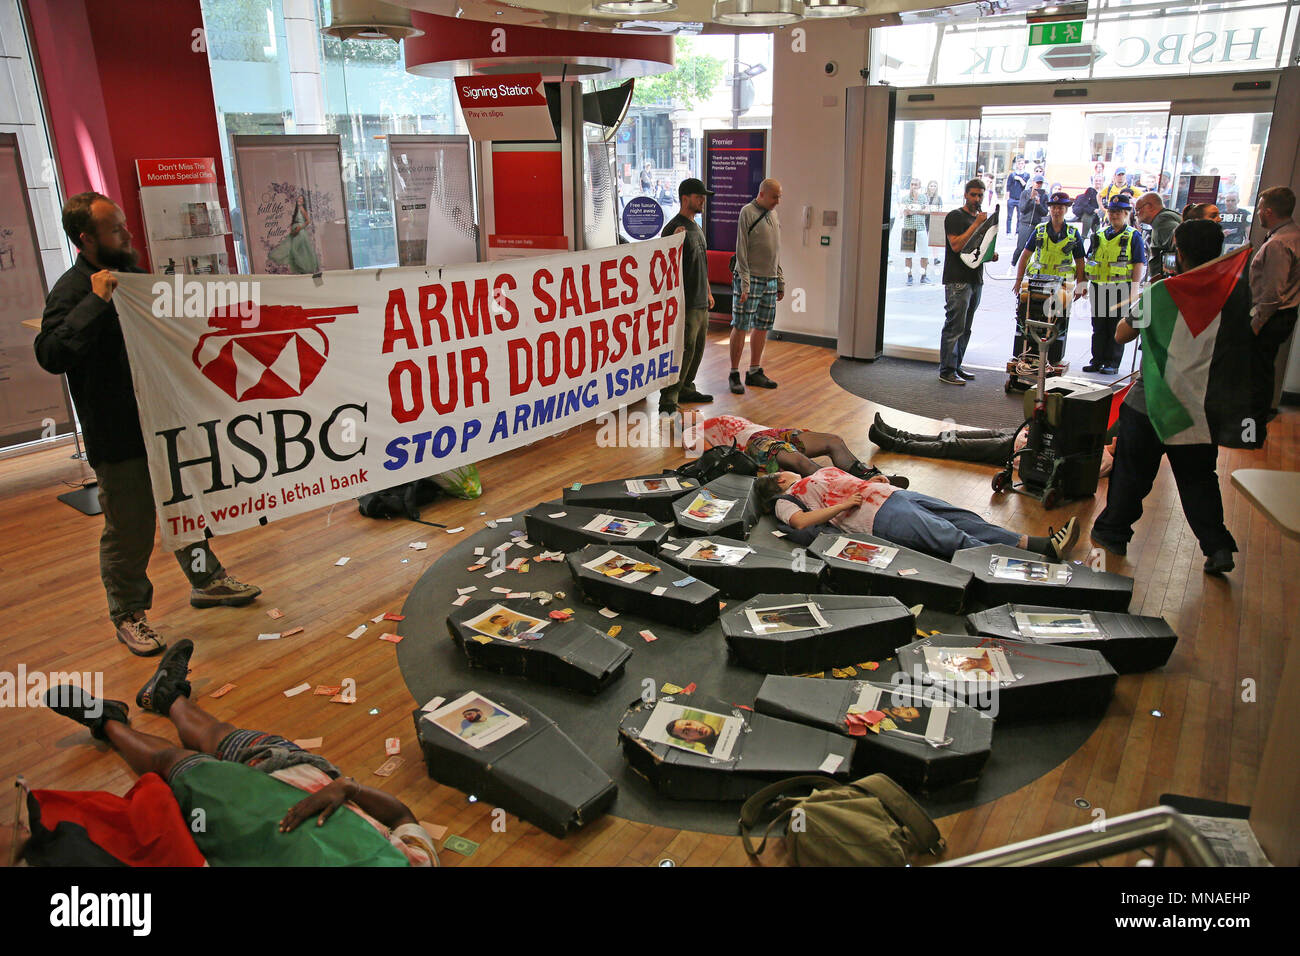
[754,467,1078,561]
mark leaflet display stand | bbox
[135,158,232,275]
[4,136,85,512]
[753,677,994,791]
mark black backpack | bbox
[356,478,442,522]
[676,439,759,485]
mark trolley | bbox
[1005,274,1072,393]
[991,315,1111,509]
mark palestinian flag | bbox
[1137,246,1269,448]
[22,772,206,866]
[960,203,999,269]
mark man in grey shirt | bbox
[730,178,784,394]
[659,178,716,416]
[1248,186,1300,412]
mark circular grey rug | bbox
[395,504,1103,834]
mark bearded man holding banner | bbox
[34,192,261,657]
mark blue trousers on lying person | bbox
[872,490,1020,559]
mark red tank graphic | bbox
[192,302,358,401]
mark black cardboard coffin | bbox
[951,545,1134,612]
[566,543,720,632]
[447,598,633,695]
[413,690,616,838]
[753,676,994,791]
[893,634,1117,722]
[672,473,759,540]
[966,603,1176,674]
[562,473,699,523]
[618,691,855,801]
[721,594,915,675]
[810,531,972,613]
[658,535,825,598]
[524,502,670,556]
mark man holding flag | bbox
[1090,219,1261,575]
[938,179,999,386]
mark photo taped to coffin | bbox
[426,691,528,750]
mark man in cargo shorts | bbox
[730,178,785,394]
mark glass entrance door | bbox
[882,117,979,354]
[1161,110,1274,250]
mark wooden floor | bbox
[1,328,1294,866]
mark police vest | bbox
[1087,226,1136,283]
[1027,222,1080,278]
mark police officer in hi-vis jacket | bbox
[1012,191,1088,365]
[1083,195,1147,375]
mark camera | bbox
[824,61,839,77]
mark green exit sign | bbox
[1028,21,1084,46]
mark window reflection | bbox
[201,0,458,270]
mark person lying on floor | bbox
[41,640,437,867]
[755,467,1078,561]
[869,411,1116,476]
[689,414,908,486]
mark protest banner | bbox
[113,235,685,549]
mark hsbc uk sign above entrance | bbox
[944,19,1279,83]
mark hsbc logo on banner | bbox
[192,302,358,401]
[454,72,555,142]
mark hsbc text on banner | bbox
[113,234,686,550]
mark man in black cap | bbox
[659,178,715,417]
[1083,195,1146,374]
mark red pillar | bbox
[26,0,234,270]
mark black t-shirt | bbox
[1220,209,1251,245]
[661,213,709,310]
[943,207,985,285]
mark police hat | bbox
[1107,195,1133,211]
[1047,191,1071,206]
